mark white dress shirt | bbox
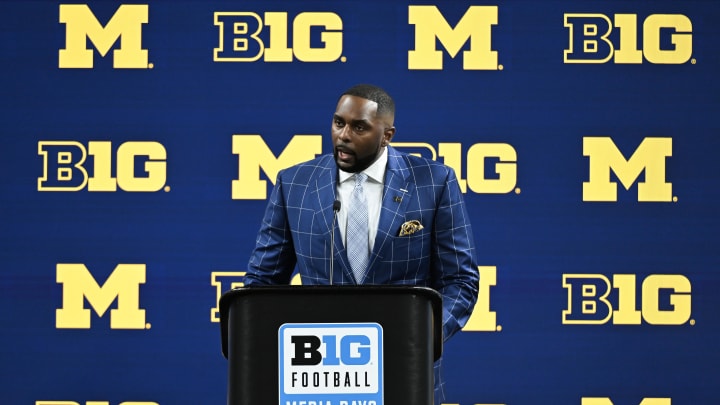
[336,147,387,252]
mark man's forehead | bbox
[336,95,377,114]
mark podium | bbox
[219,285,442,405]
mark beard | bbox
[334,145,383,173]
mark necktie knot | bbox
[354,172,368,187]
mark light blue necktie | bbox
[347,172,369,283]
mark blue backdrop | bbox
[1,1,718,404]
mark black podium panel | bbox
[220,286,442,405]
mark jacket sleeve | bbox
[431,167,480,341]
[245,171,296,285]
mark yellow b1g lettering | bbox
[562,274,691,325]
[214,11,343,62]
[209,267,500,334]
[564,13,692,64]
[392,142,517,194]
[210,271,246,322]
[38,141,167,192]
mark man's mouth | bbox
[336,146,354,161]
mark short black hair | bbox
[341,84,395,117]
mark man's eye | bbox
[354,125,366,132]
[334,120,344,127]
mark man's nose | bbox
[338,125,351,142]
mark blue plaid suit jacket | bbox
[246,146,479,342]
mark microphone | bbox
[330,200,341,285]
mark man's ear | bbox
[382,126,396,146]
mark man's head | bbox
[332,84,396,173]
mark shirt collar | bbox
[338,146,388,185]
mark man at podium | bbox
[244,84,479,403]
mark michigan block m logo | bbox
[59,4,149,68]
[583,137,673,202]
[408,5,499,70]
[56,264,147,329]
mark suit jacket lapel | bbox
[312,156,352,282]
[367,147,414,275]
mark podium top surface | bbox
[219,285,443,360]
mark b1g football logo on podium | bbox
[279,323,383,405]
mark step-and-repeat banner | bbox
[1,1,718,404]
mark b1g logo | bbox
[214,11,343,62]
[564,13,693,64]
[562,274,692,325]
[280,323,383,405]
[38,141,167,192]
[59,4,150,69]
